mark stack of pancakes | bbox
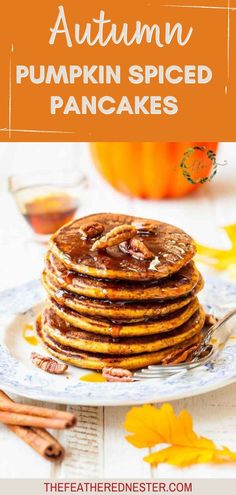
[38,213,206,370]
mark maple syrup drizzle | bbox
[110,325,122,338]
[53,214,193,278]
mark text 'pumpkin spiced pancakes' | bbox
[37,213,206,371]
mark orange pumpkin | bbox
[90,142,218,199]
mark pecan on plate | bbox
[162,344,198,365]
[119,237,155,260]
[205,313,219,326]
[79,222,104,240]
[91,224,137,251]
[102,367,133,382]
[31,352,68,374]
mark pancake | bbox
[41,305,204,355]
[50,213,196,281]
[36,315,201,370]
[43,269,203,321]
[45,253,201,301]
[39,212,206,371]
[47,297,200,337]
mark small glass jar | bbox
[8,166,88,241]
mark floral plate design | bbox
[0,279,236,406]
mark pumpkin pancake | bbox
[41,305,204,354]
[42,270,203,321]
[46,297,200,337]
[36,315,202,370]
[50,213,196,281]
[45,253,201,301]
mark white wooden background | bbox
[0,142,236,478]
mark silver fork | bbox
[133,308,236,381]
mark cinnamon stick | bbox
[0,390,76,429]
[0,390,65,461]
[8,424,65,461]
[0,401,76,425]
[0,411,74,429]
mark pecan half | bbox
[91,224,137,251]
[102,367,133,382]
[205,313,219,326]
[162,344,198,365]
[31,352,68,374]
[132,221,158,236]
[79,222,104,240]
[119,237,155,260]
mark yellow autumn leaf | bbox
[124,404,236,468]
[196,224,236,272]
[145,445,236,468]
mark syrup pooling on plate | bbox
[80,372,106,382]
[22,324,38,346]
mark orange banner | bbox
[0,0,236,141]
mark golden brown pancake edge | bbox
[45,253,201,301]
[46,297,200,337]
[42,268,203,320]
[41,305,205,355]
[36,314,202,370]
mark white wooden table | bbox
[0,142,236,478]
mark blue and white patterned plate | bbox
[0,279,236,406]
